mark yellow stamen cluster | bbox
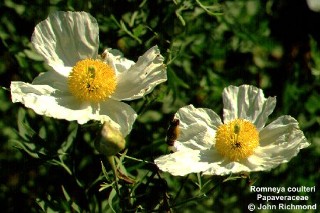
[68,59,117,102]
[215,119,259,161]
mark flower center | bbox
[68,59,117,102]
[215,119,259,161]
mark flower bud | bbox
[95,122,126,156]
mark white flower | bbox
[10,11,167,136]
[307,0,320,12]
[155,85,310,176]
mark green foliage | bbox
[1,0,320,212]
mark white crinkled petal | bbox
[101,48,135,73]
[222,85,276,130]
[99,99,137,137]
[232,143,308,175]
[32,69,69,91]
[203,161,249,176]
[10,82,137,134]
[203,152,283,176]
[157,148,273,176]
[111,46,167,101]
[155,150,218,176]
[257,115,310,165]
[10,81,95,124]
[192,149,259,175]
[174,105,222,151]
[32,11,99,73]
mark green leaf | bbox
[101,160,112,183]
[17,108,36,141]
[58,123,78,154]
[61,185,81,213]
[133,24,146,37]
[107,188,117,213]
